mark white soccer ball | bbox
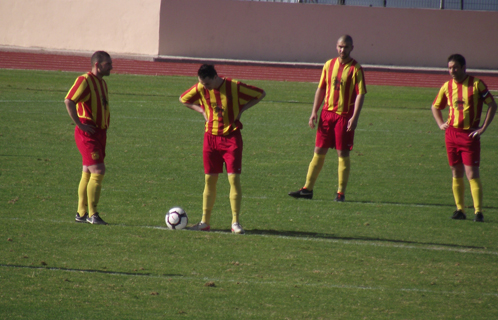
[165,207,188,230]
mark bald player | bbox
[289,34,367,202]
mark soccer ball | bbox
[165,207,188,230]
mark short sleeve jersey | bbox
[433,76,495,130]
[180,78,264,136]
[318,58,367,116]
[65,72,110,129]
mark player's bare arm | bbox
[431,105,449,130]
[309,87,326,129]
[64,99,96,134]
[347,94,365,132]
[469,100,497,138]
[179,97,208,122]
[235,91,266,121]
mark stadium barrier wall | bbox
[0,0,161,57]
[159,0,498,69]
[1,0,497,69]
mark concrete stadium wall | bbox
[159,0,498,69]
[1,0,497,69]
[0,0,161,56]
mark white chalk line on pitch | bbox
[4,215,493,256]
[2,264,497,298]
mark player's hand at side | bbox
[309,113,317,129]
[347,117,358,132]
[78,123,97,135]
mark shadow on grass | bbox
[244,229,486,250]
[328,199,498,211]
[0,264,183,278]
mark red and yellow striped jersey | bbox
[318,58,367,116]
[65,72,110,129]
[433,76,495,130]
[180,78,264,136]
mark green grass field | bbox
[1,69,498,319]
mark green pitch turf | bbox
[1,69,498,319]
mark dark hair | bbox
[198,64,217,79]
[91,51,111,65]
[448,54,466,67]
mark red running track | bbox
[1,50,498,90]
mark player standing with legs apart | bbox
[65,51,113,225]
[432,54,497,222]
[289,35,366,202]
[179,64,266,234]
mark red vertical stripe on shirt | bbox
[204,86,214,134]
[332,62,344,113]
[87,74,103,128]
[215,83,224,135]
[467,76,475,128]
[226,81,234,132]
[447,80,455,126]
[324,59,334,110]
[456,81,464,129]
[342,61,356,115]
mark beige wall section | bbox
[0,0,161,56]
[159,0,498,69]
[0,0,497,69]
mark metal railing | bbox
[242,0,498,11]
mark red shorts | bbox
[203,130,243,174]
[316,109,354,151]
[445,126,480,167]
[75,126,107,166]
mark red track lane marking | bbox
[1,50,497,90]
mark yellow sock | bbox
[228,174,242,224]
[304,153,326,190]
[469,178,483,213]
[452,177,465,211]
[202,174,218,224]
[338,156,350,194]
[87,173,104,216]
[77,172,91,217]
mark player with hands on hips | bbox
[432,54,497,222]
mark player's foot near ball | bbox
[86,212,108,225]
[75,212,88,223]
[288,187,313,199]
[188,221,211,231]
[473,212,484,222]
[231,222,245,234]
[451,210,466,220]
[334,192,345,202]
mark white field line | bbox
[1,263,497,297]
[2,216,497,256]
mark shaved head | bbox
[338,35,353,46]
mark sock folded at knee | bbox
[452,177,465,212]
[228,174,242,224]
[78,172,91,217]
[87,173,104,216]
[202,174,218,224]
[304,153,326,190]
[337,156,350,194]
[469,178,483,213]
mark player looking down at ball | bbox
[65,51,113,225]
[179,64,266,234]
[289,34,366,202]
[432,54,497,222]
